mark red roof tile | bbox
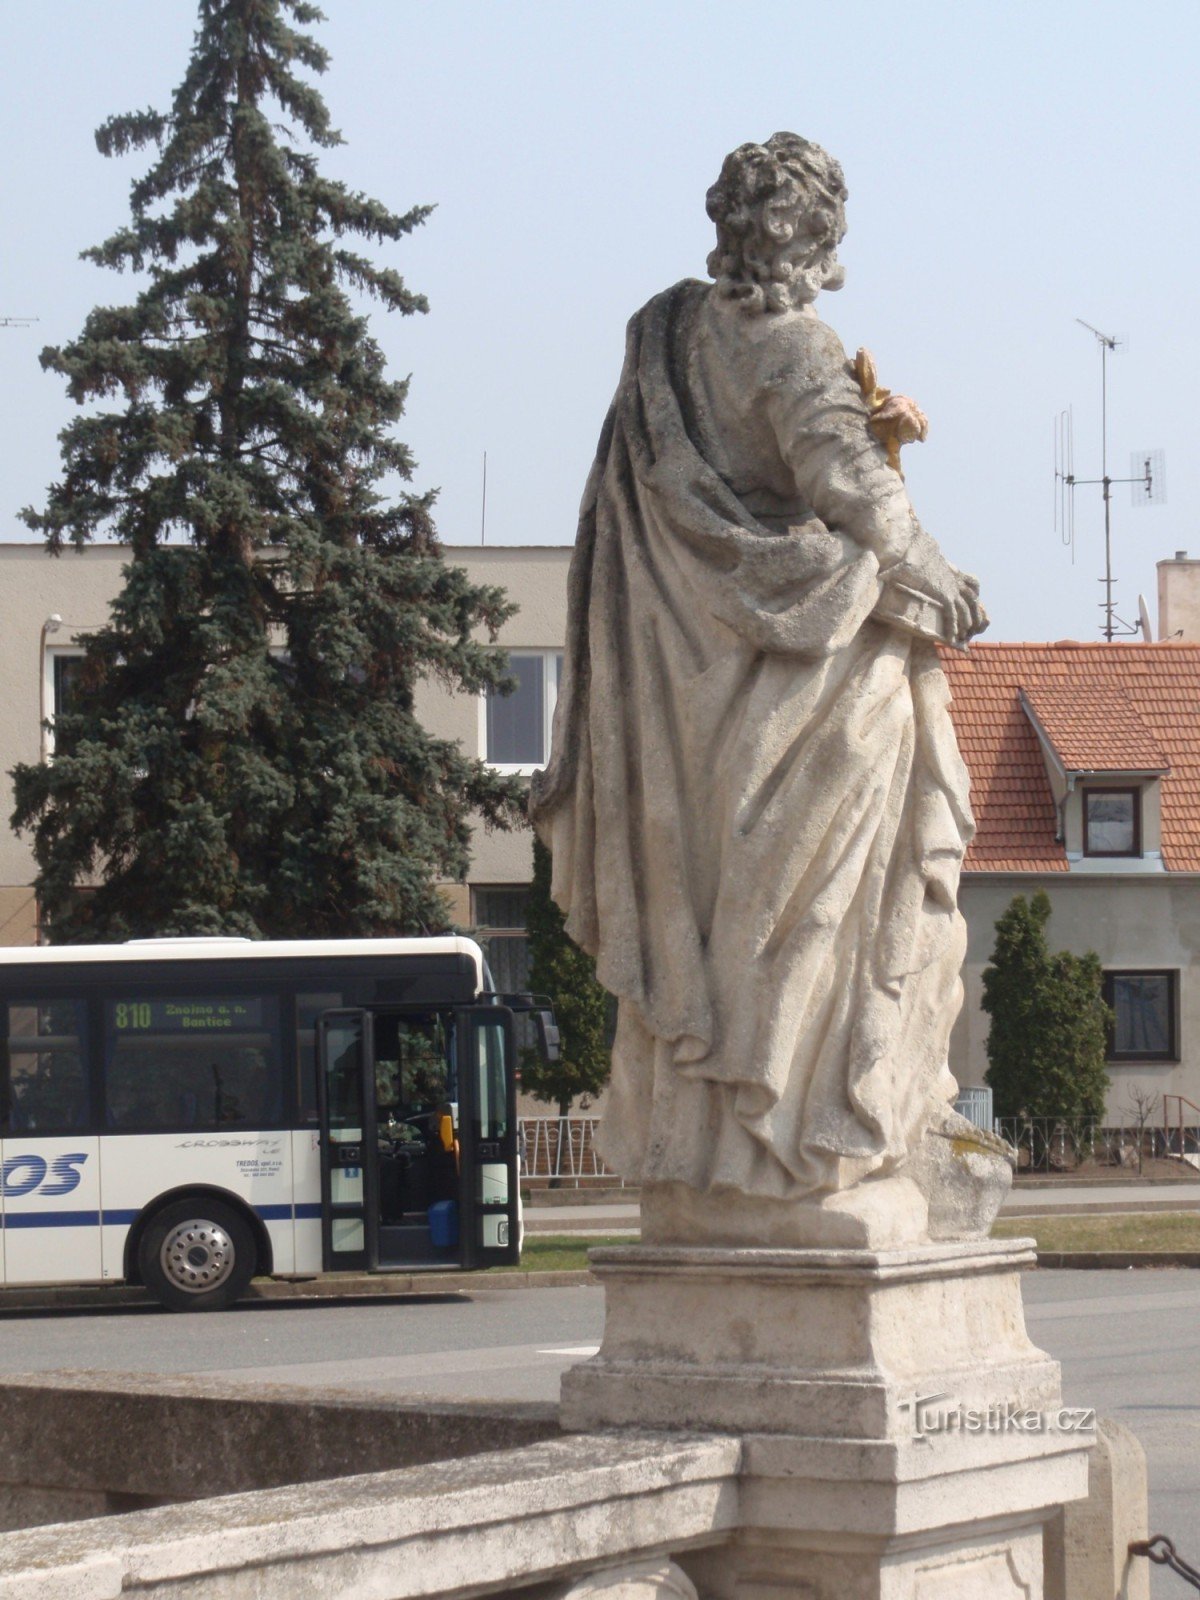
[936,641,1200,872]
[1020,682,1169,773]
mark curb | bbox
[0,1251,1194,1316]
[0,1269,600,1316]
[1003,1199,1200,1217]
[1033,1250,1200,1269]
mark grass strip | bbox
[510,1213,1200,1270]
[991,1211,1200,1252]
[500,1235,634,1273]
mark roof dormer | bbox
[1018,684,1169,872]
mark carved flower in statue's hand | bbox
[871,393,928,446]
[868,393,929,477]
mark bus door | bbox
[315,1011,378,1273]
[316,1005,521,1273]
[316,1005,465,1272]
[457,1007,521,1268]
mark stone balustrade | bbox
[0,1361,1149,1598]
[0,1429,739,1598]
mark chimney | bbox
[1157,552,1200,640]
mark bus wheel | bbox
[139,1199,256,1313]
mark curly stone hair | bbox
[705,133,848,314]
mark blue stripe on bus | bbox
[4,1210,100,1228]
[1,1203,325,1228]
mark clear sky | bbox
[2,1,1197,642]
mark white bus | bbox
[0,936,551,1311]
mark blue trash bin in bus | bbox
[428,1199,459,1249]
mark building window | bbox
[1103,970,1177,1061]
[52,652,85,719]
[42,648,86,759]
[1083,788,1141,857]
[473,886,531,993]
[483,651,562,770]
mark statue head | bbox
[706,133,848,314]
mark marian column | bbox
[533,135,1094,1599]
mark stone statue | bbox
[531,133,1007,1248]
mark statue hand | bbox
[888,534,987,645]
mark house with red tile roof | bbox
[938,638,1200,1122]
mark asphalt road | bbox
[0,1270,1195,1594]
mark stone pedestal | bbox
[563,1239,1091,1599]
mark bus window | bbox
[397,1014,452,1111]
[2,998,90,1133]
[103,995,281,1131]
[472,1015,509,1144]
[371,1012,455,1140]
[297,992,345,1122]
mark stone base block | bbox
[1044,1415,1149,1600]
[562,1239,1059,1440]
[674,1428,1090,1599]
[683,1523,1049,1600]
[563,1237,1092,1599]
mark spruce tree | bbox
[13,0,522,940]
[981,891,1111,1123]
[520,836,611,1116]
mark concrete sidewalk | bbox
[523,1182,1200,1234]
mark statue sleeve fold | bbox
[762,321,919,568]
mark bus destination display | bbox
[111,998,265,1033]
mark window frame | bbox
[43,646,87,760]
[471,885,531,996]
[1,991,93,1136]
[480,649,563,774]
[1082,786,1142,859]
[1102,968,1178,1062]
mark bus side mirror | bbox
[535,1009,561,1064]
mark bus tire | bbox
[138,1198,257,1313]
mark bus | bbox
[0,936,554,1311]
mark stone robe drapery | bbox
[530,281,974,1200]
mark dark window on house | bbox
[1083,788,1141,857]
[53,654,86,720]
[474,887,531,993]
[1103,971,1177,1060]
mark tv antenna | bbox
[1054,320,1165,642]
[0,316,38,328]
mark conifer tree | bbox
[520,836,611,1116]
[981,891,1111,1123]
[13,0,523,940]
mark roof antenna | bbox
[1054,322,1165,642]
[480,451,488,546]
[0,316,38,328]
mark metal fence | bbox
[994,1117,1200,1172]
[519,1116,625,1185]
[519,1112,1200,1183]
